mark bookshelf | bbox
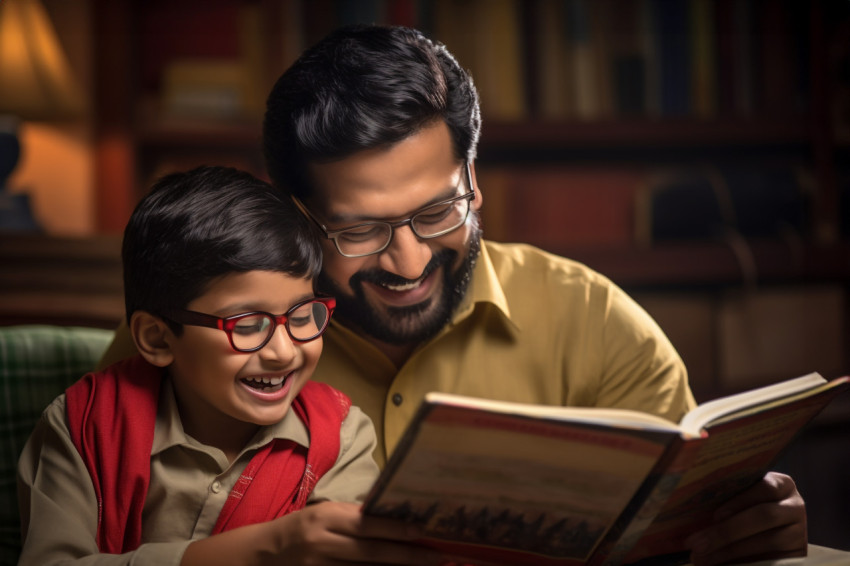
[90,0,850,273]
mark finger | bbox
[308,502,423,542]
[321,533,442,566]
[686,496,806,558]
[689,523,808,566]
[350,515,427,542]
[713,472,797,521]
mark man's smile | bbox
[363,267,441,307]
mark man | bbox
[101,24,806,566]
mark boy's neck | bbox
[171,388,260,464]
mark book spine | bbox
[690,0,716,119]
[651,0,691,116]
[566,0,600,120]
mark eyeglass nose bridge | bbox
[259,314,298,350]
[373,213,444,256]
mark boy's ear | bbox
[130,311,175,368]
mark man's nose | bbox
[377,224,432,281]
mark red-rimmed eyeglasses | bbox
[162,296,336,353]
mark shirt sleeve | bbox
[309,404,380,504]
[16,396,190,566]
[594,283,697,423]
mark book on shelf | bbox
[161,59,247,118]
[434,0,526,121]
[607,0,648,116]
[650,0,691,116]
[491,166,645,250]
[362,372,850,566]
[689,0,717,118]
[532,0,574,120]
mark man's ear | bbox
[130,311,175,368]
[469,160,484,212]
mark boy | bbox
[17,166,430,565]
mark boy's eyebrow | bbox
[217,293,318,315]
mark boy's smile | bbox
[162,270,323,456]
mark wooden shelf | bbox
[480,117,814,149]
[133,116,814,153]
[136,116,263,149]
[545,240,850,289]
[0,235,124,328]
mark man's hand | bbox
[685,472,807,566]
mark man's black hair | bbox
[122,165,322,326]
[263,24,481,199]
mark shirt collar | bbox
[451,240,517,331]
[152,375,310,457]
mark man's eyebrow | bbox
[325,183,464,225]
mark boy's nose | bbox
[377,224,432,281]
[257,325,297,363]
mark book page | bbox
[679,372,825,434]
[625,383,845,563]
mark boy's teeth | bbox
[247,376,284,386]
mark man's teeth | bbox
[245,376,284,386]
[385,279,422,292]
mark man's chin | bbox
[319,227,482,347]
[334,292,449,346]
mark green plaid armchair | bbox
[0,325,114,565]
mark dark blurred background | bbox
[0,0,848,550]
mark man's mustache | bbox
[350,249,456,288]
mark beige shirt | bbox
[17,377,379,565]
[98,241,697,468]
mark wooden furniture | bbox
[0,234,123,329]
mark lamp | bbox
[0,0,84,231]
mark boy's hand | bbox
[271,501,442,565]
[685,472,807,566]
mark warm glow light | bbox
[0,0,83,119]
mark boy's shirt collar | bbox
[152,375,310,459]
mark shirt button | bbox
[392,393,403,406]
[210,481,222,494]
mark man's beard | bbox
[317,228,482,346]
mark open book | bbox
[362,373,849,566]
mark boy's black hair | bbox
[262,24,481,200]
[122,166,322,327]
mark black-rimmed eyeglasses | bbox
[162,296,335,353]
[293,162,475,258]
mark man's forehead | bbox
[305,125,464,223]
[309,168,464,224]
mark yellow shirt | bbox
[97,241,696,468]
[313,241,696,466]
[17,377,378,566]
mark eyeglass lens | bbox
[335,196,471,257]
[229,301,330,350]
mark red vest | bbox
[65,355,351,553]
